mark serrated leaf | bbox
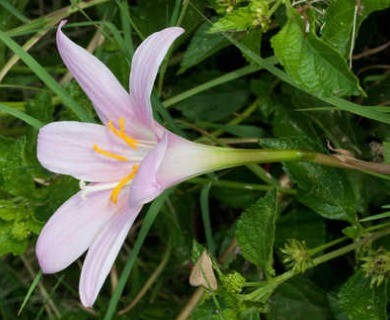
[1,137,37,198]
[235,191,277,274]
[262,136,356,221]
[322,0,390,56]
[260,108,357,221]
[0,220,28,256]
[25,91,52,123]
[210,6,255,33]
[179,21,230,73]
[271,14,363,97]
[337,271,387,320]
[269,277,334,320]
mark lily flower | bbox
[37,21,290,307]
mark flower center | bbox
[91,118,142,204]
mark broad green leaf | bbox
[0,220,28,256]
[0,199,41,256]
[239,28,262,64]
[235,191,277,274]
[322,0,390,56]
[223,24,390,124]
[0,137,37,198]
[337,271,387,320]
[175,78,249,122]
[271,14,363,97]
[269,277,334,320]
[262,136,356,221]
[179,21,230,73]
[210,6,255,33]
[276,206,325,249]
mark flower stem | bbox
[215,148,390,176]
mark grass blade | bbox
[0,103,43,128]
[18,271,42,316]
[103,190,172,320]
[0,29,94,123]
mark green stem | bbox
[163,58,278,108]
[313,228,390,266]
[241,227,390,302]
[200,183,216,256]
[187,177,296,194]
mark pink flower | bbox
[36,22,252,307]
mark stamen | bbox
[93,144,129,161]
[110,165,139,204]
[108,118,138,150]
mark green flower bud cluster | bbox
[361,249,390,288]
[281,239,313,273]
[220,271,246,294]
[249,1,270,31]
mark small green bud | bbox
[221,271,246,294]
[361,249,390,288]
[281,239,312,273]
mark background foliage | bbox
[0,0,389,319]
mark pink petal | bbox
[79,199,141,307]
[37,121,141,182]
[36,189,116,274]
[128,133,169,207]
[56,21,134,126]
[129,27,184,126]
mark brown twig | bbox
[353,41,390,60]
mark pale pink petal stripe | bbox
[128,133,169,207]
[37,121,136,182]
[79,202,141,307]
[56,21,133,125]
[129,27,184,125]
[36,189,115,274]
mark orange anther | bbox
[107,118,138,150]
[110,165,139,203]
[93,144,129,161]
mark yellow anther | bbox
[110,165,139,204]
[93,144,129,162]
[107,118,138,150]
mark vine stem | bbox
[176,227,390,319]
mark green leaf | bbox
[0,28,94,123]
[271,14,363,97]
[0,103,43,129]
[1,137,37,198]
[276,207,325,249]
[0,220,28,256]
[269,277,334,320]
[18,271,42,316]
[337,271,387,320]
[210,6,255,33]
[235,191,277,274]
[175,78,250,122]
[206,21,390,124]
[261,135,356,222]
[0,198,41,256]
[179,21,230,73]
[322,0,390,56]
